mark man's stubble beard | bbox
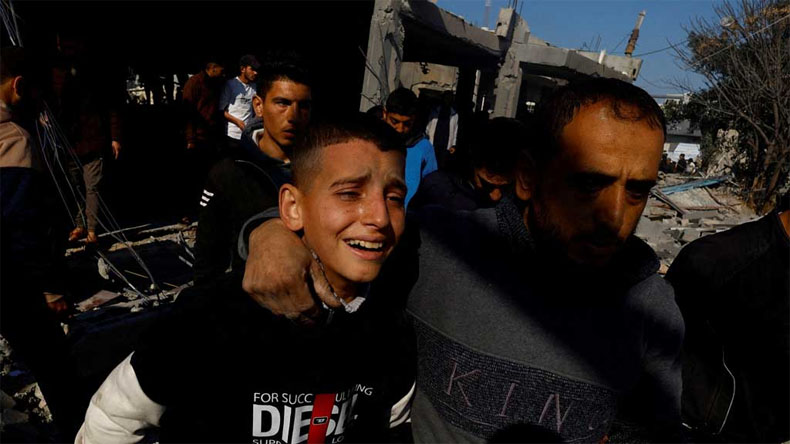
[524,193,634,273]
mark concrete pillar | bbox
[492,9,530,118]
[359,0,405,112]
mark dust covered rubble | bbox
[635,173,757,274]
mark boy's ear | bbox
[252,94,264,118]
[514,163,533,201]
[279,184,304,232]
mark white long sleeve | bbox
[389,382,415,428]
[76,353,166,444]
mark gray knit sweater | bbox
[403,198,684,443]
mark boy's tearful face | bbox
[290,140,407,292]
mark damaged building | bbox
[360,0,643,119]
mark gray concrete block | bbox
[635,217,671,244]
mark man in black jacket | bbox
[193,54,312,285]
[667,194,790,442]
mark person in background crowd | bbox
[1,45,83,439]
[425,91,458,169]
[194,52,312,285]
[659,152,672,173]
[181,59,224,221]
[219,54,259,158]
[382,87,437,207]
[411,117,527,211]
[685,156,697,175]
[675,153,687,174]
[50,55,122,245]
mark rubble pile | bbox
[636,173,757,274]
[0,338,58,441]
[1,223,196,442]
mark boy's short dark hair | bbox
[291,113,404,189]
[385,87,418,116]
[1,46,31,83]
[256,51,312,98]
[531,77,666,168]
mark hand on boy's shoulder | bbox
[242,218,341,325]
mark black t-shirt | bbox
[131,277,416,443]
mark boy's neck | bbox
[305,243,364,303]
[326,274,363,303]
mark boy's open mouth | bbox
[345,239,385,252]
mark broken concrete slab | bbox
[644,205,677,220]
[667,188,721,209]
[684,210,720,222]
[679,228,703,243]
[635,217,672,245]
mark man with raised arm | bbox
[240,77,684,442]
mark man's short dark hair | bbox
[256,51,312,98]
[1,46,31,83]
[385,87,418,116]
[239,54,261,70]
[291,113,404,189]
[205,61,222,70]
[470,117,531,177]
[531,77,666,167]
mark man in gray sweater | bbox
[240,78,683,442]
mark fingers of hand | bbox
[309,260,342,309]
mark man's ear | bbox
[279,184,304,232]
[10,76,25,102]
[514,162,533,201]
[252,94,264,118]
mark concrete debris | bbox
[637,174,757,274]
[65,222,196,256]
[76,290,122,312]
[1,391,15,409]
[667,188,721,209]
[2,408,29,425]
[1,222,196,438]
